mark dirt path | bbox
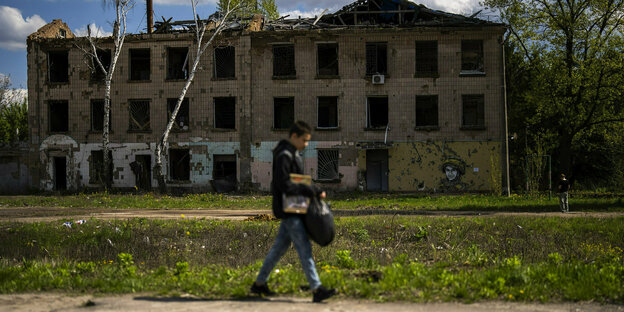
[1,207,623,223]
[0,293,622,312]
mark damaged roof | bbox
[154,0,503,34]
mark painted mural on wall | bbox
[439,158,468,192]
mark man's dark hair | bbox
[289,120,312,137]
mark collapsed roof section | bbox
[152,0,502,34]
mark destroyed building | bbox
[25,0,509,193]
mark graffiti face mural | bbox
[440,159,467,192]
[444,164,460,181]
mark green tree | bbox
[487,0,624,188]
[0,99,28,144]
[217,0,279,20]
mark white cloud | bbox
[279,7,338,19]
[421,0,482,14]
[153,0,217,6]
[74,23,113,37]
[1,89,27,106]
[0,6,46,51]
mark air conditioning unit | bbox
[372,74,385,84]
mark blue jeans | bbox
[559,191,569,212]
[256,216,321,290]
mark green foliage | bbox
[0,98,28,144]
[485,0,624,189]
[217,0,279,20]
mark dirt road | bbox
[1,293,623,312]
[0,206,622,223]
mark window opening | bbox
[89,150,113,185]
[91,49,111,81]
[317,149,339,180]
[129,49,150,81]
[415,95,438,127]
[415,41,438,76]
[213,154,236,180]
[366,97,388,129]
[49,100,68,132]
[167,98,189,131]
[273,97,294,129]
[167,47,189,80]
[169,149,190,181]
[90,99,112,131]
[48,50,69,83]
[214,97,236,129]
[214,46,235,78]
[366,42,387,75]
[462,94,485,127]
[317,43,338,76]
[461,40,484,74]
[317,97,338,128]
[128,100,150,131]
[273,44,295,77]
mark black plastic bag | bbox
[304,197,335,246]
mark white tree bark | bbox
[81,0,134,190]
[154,0,240,192]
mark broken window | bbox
[366,97,388,129]
[461,40,484,75]
[128,99,150,131]
[317,97,338,128]
[48,50,69,83]
[213,154,236,180]
[91,49,111,81]
[89,150,113,185]
[366,42,387,75]
[129,49,150,81]
[415,95,438,127]
[317,149,339,181]
[49,100,68,132]
[415,41,438,77]
[214,97,236,129]
[462,94,485,128]
[273,97,294,130]
[167,47,189,80]
[167,98,189,131]
[169,149,190,181]
[273,44,295,77]
[59,29,67,38]
[214,46,235,78]
[90,99,112,132]
[317,43,338,76]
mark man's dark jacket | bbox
[271,139,318,219]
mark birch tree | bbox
[154,0,241,192]
[79,0,134,189]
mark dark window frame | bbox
[166,98,190,132]
[128,99,151,132]
[48,50,69,83]
[415,95,439,128]
[317,149,340,181]
[129,48,151,81]
[366,96,389,129]
[214,97,236,129]
[214,46,236,79]
[90,99,112,132]
[461,94,486,129]
[213,154,237,180]
[317,96,339,129]
[365,42,387,75]
[166,47,189,80]
[272,44,296,78]
[91,49,112,82]
[317,43,339,77]
[49,100,69,133]
[169,148,191,181]
[461,40,485,76]
[415,41,438,77]
[89,150,113,185]
[273,97,295,130]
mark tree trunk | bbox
[103,79,112,190]
[558,134,573,178]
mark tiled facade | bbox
[27,15,508,193]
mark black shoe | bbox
[250,282,275,296]
[313,286,336,303]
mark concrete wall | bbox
[0,144,31,194]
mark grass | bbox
[0,192,622,212]
[0,215,622,302]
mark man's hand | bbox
[320,191,326,199]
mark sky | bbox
[0,0,485,91]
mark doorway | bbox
[53,156,67,191]
[134,155,152,191]
[366,149,388,191]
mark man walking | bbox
[557,173,570,212]
[250,120,336,303]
